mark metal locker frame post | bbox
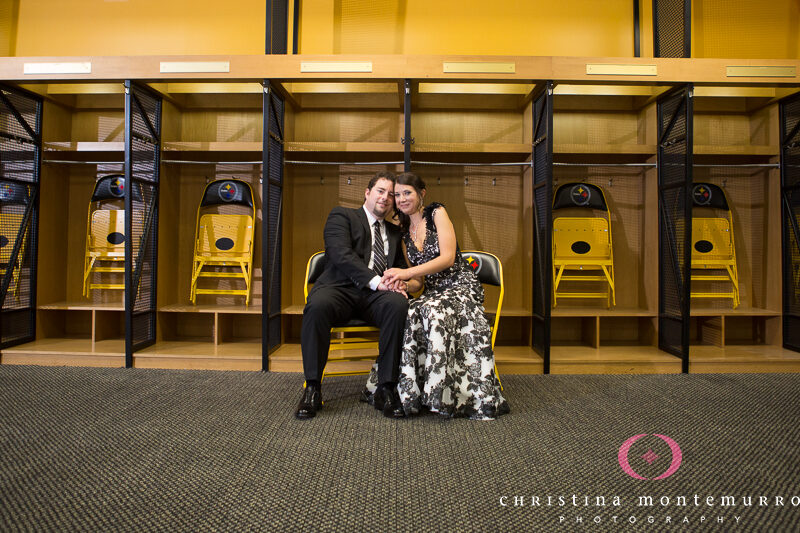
[403,79,411,171]
[531,82,554,373]
[0,84,42,349]
[657,84,693,372]
[263,80,285,369]
[779,92,800,353]
[124,81,162,366]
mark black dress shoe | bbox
[373,384,405,419]
[295,383,322,420]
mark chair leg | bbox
[601,265,615,308]
[190,259,205,304]
[83,257,97,297]
[553,265,566,307]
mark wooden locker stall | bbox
[689,86,799,372]
[2,83,127,367]
[269,81,406,374]
[409,80,540,374]
[548,83,682,374]
[133,83,265,371]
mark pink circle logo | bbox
[618,434,682,480]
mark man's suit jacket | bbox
[314,206,405,291]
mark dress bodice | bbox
[403,203,484,303]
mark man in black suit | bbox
[296,171,410,420]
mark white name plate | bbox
[586,64,657,76]
[300,62,373,73]
[24,62,92,75]
[160,61,231,73]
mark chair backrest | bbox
[304,251,327,302]
[462,250,503,349]
[0,213,24,264]
[196,214,254,255]
[553,217,611,258]
[462,251,501,286]
[692,217,733,260]
[89,209,125,252]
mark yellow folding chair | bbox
[83,175,127,297]
[304,251,378,381]
[462,250,504,390]
[190,179,256,305]
[1,181,32,303]
[1,210,29,303]
[552,183,615,308]
[690,183,739,308]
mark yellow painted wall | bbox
[298,0,799,59]
[0,0,19,56]
[3,0,798,59]
[12,0,266,56]
[693,0,800,59]
[299,0,636,56]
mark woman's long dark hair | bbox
[394,172,427,231]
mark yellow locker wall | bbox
[12,0,266,56]
[299,0,635,56]
[0,0,19,56]
[3,0,798,59]
[693,0,800,59]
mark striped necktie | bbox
[372,220,386,276]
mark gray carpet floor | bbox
[1,366,799,532]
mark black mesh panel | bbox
[267,0,289,54]
[125,82,161,362]
[264,83,285,360]
[0,85,41,349]
[653,0,690,58]
[781,93,800,351]
[531,83,553,370]
[657,86,692,367]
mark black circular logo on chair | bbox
[693,185,712,206]
[570,184,592,206]
[571,241,591,254]
[0,235,8,247]
[109,177,125,198]
[215,237,235,251]
[464,254,482,275]
[107,232,125,245]
[695,240,714,253]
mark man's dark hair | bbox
[367,170,396,190]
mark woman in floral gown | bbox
[365,173,509,420]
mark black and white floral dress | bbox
[365,203,509,420]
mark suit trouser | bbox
[301,284,409,384]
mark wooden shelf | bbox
[43,142,125,162]
[268,343,543,375]
[690,345,800,373]
[39,301,124,311]
[691,306,780,317]
[554,143,656,155]
[552,307,655,317]
[411,142,530,154]
[159,303,262,314]
[162,141,263,153]
[0,338,125,367]
[134,340,262,371]
[550,345,682,374]
[286,141,404,153]
[694,145,778,156]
